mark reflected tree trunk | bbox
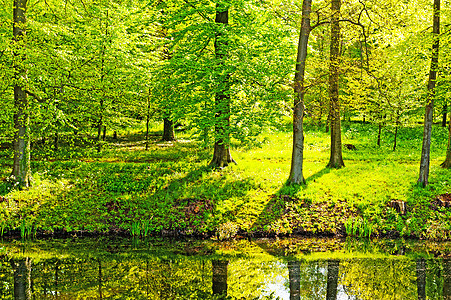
[416,258,426,300]
[98,258,103,299]
[444,259,451,300]
[11,258,32,300]
[326,260,339,300]
[212,260,228,296]
[288,260,301,300]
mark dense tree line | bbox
[1,0,450,188]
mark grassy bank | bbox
[0,121,450,240]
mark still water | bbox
[0,237,450,299]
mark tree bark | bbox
[442,103,447,127]
[289,0,312,185]
[441,112,451,168]
[326,260,339,300]
[327,0,344,169]
[212,260,228,296]
[209,4,236,168]
[418,0,440,186]
[288,260,301,300]
[12,0,31,188]
[162,117,175,141]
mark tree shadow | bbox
[249,167,334,236]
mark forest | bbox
[0,0,451,240]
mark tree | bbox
[12,0,32,188]
[327,0,344,169]
[209,2,236,168]
[288,0,312,185]
[212,260,228,296]
[288,260,301,300]
[11,258,32,300]
[326,260,339,300]
[418,0,440,186]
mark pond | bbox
[0,237,450,299]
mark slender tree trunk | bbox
[289,0,312,185]
[326,260,339,300]
[416,258,426,300]
[441,112,451,168]
[212,260,228,296]
[288,260,301,300]
[418,0,440,186]
[442,103,447,127]
[11,258,32,300]
[97,10,108,153]
[54,131,58,152]
[327,0,344,169]
[162,117,175,141]
[377,124,382,146]
[102,125,106,141]
[12,0,31,188]
[393,125,398,151]
[209,4,236,168]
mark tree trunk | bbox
[288,260,301,300]
[98,259,103,299]
[212,260,228,296]
[54,131,58,152]
[209,4,236,168]
[416,258,426,300]
[289,0,312,185]
[326,260,339,300]
[12,0,31,188]
[441,112,451,168]
[162,117,175,141]
[442,103,447,127]
[418,0,440,186]
[102,125,106,141]
[393,125,398,151]
[11,258,32,300]
[327,0,344,169]
[377,124,382,147]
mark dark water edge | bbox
[0,237,450,299]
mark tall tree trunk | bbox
[441,112,451,168]
[11,258,32,300]
[326,260,339,300]
[212,260,228,296]
[162,117,175,141]
[442,103,447,127]
[98,259,103,299]
[418,0,440,186]
[12,0,31,188]
[327,0,344,169]
[209,4,236,168]
[289,0,312,185]
[288,260,301,300]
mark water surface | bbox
[0,237,450,299]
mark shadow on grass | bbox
[249,167,333,235]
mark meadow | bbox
[0,120,450,240]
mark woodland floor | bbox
[0,121,451,240]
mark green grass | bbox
[0,121,450,240]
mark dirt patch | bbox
[431,193,451,210]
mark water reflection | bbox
[0,238,450,299]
